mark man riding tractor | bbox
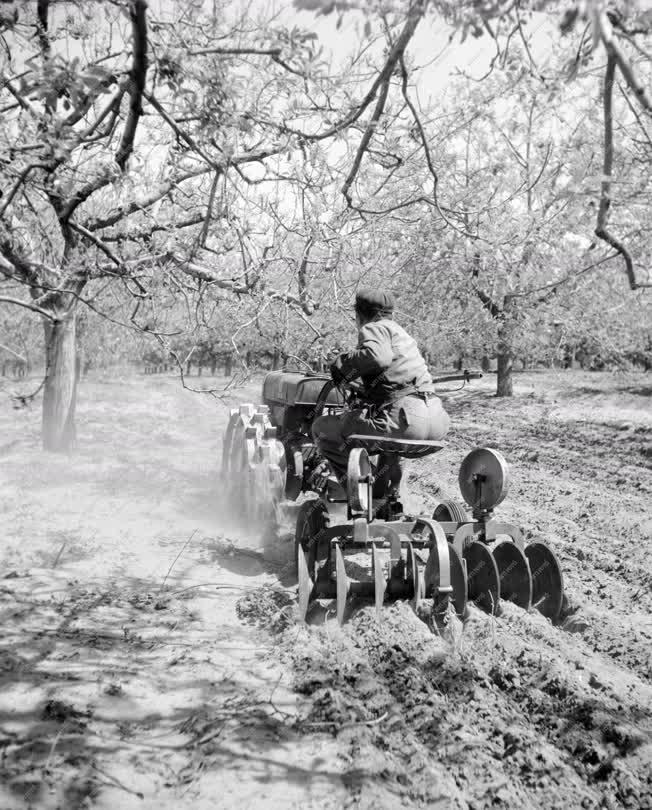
[311,288,450,511]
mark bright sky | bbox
[256,0,556,102]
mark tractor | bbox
[221,370,565,627]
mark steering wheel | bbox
[312,377,363,420]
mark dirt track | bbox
[0,369,650,809]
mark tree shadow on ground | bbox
[0,569,344,809]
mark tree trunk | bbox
[495,317,513,397]
[496,350,513,396]
[42,312,78,451]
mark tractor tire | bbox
[433,500,469,524]
[285,447,304,502]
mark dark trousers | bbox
[312,394,450,496]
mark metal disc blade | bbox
[297,548,313,622]
[405,540,415,582]
[412,560,425,612]
[335,545,349,626]
[408,545,425,609]
[463,540,500,615]
[415,519,451,595]
[426,542,468,622]
[493,542,532,610]
[372,545,386,619]
[449,545,468,619]
[525,541,565,622]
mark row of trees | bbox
[1,0,650,449]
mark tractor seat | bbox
[346,434,445,459]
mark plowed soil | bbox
[1,369,650,809]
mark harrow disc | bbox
[335,545,350,625]
[493,541,532,610]
[406,542,426,611]
[524,539,565,622]
[413,519,460,620]
[463,540,500,614]
[425,542,468,621]
[458,447,510,512]
[372,544,387,618]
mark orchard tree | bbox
[1,0,471,448]
[293,0,652,394]
[0,0,322,448]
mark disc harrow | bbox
[296,445,565,627]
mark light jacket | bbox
[334,318,434,404]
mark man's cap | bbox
[355,287,395,315]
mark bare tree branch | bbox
[297,236,314,314]
[175,256,316,313]
[0,295,57,320]
[470,252,502,318]
[68,222,123,265]
[0,163,51,220]
[618,81,652,152]
[190,47,281,56]
[116,0,148,170]
[596,11,652,114]
[275,0,426,142]
[197,170,222,249]
[83,166,213,231]
[341,77,390,206]
[101,214,206,243]
[36,0,50,56]
[594,54,651,290]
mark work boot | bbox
[372,453,403,499]
[307,459,332,494]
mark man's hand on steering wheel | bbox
[329,353,349,387]
[329,356,365,405]
[329,363,345,387]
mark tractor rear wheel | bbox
[433,500,469,524]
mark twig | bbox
[303,711,389,731]
[42,727,64,775]
[157,582,260,601]
[267,672,294,721]
[196,724,226,745]
[9,375,47,408]
[52,542,66,569]
[91,763,144,799]
[159,529,198,593]
[0,295,57,320]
